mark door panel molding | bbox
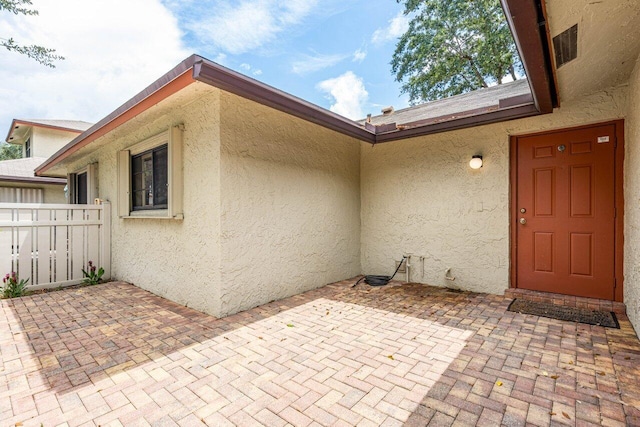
[510,120,624,302]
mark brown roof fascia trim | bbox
[365,122,398,134]
[6,119,85,143]
[375,103,541,143]
[499,92,535,108]
[193,60,374,143]
[501,0,558,113]
[36,55,200,175]
[397,105,501,130]
[0,175,66,184]
[538,0,560,107]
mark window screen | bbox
[131,144,168,210]
[76,172,88,204]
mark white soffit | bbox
[546,0,640,102]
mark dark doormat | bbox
[508,299,620,328]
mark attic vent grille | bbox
[553,24,578,68]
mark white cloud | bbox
[0,0,188,130]
[372,12,410,45]
[352,48,367,63]
[213,53,228,65]
[292,53,347,75]
[317,71,368,120]
[189,0,317,55]
[235,62,263,77]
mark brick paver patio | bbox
[1,280,639,426]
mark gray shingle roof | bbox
[364,79,532,126]
[18,119,93,132]
[0,157,66,184]
[0,157,48,178]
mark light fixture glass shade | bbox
[469,155,483,169]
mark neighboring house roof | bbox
[6,119,94,143]
[36,0,556,175]
[364,79,532,127]
[19,119,93,131]
[0,157,66,184]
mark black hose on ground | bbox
[352,256,407,288]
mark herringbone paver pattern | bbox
[1,280,639,426]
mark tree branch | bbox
[1,38,64,67]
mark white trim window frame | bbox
[68,163,98,204]
[24,137,31,158]
[118,125,183,219]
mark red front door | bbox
[515,124,617,300]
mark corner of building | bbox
[624,54,640,334]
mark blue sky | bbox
[0,0,413,134]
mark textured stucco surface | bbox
[625,56,640,334]
[49,76,637,321]
[32,128,80,158]
[361,85,627,296]
[58,82,361,318]
[218,92,361,317]
[545,0,640,102]
[62,84,223,317]
[37,183,66,204]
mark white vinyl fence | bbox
[0,202,111,291]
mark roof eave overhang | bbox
[501,0,558,113]
[5,119,88,144]
[0,175,66,185]
[375,103,540,143]
[34,5,559,175]
[192,60,374,142]
[36,54,201,175]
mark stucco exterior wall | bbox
[361,85,628,296]
[624,56,640,333]
[42,184,66,203]
[32,128,80,158]
[62,87,223,317]
[218,92,361,317]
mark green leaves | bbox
[0,0,64,67]
[392,0,523,103]
[2,272,28,298]
[0,143,21,161]
[82,261,105,285]
[1,38,65,68]
[0,0,38,16]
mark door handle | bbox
[519,218,527,225]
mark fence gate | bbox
[0,202,111,291]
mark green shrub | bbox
[82,261,104,285]
[2,272,29,298]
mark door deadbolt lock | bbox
[520,208,526,213]
[519,218,527,225]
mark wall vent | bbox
[553,24,578,68]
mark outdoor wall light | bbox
[469,155,483,169]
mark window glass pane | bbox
[133,171,143,191]
[76,172,87,204]
[133,189,144,208]
[153,146,168,206]
[131,144,168,210]
[132,155,142,174]
[142,154,153,206]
